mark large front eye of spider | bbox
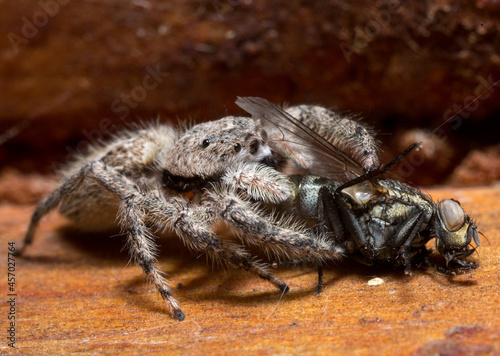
[201,139,211,148]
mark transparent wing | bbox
[236,96,366,182]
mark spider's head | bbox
[162,116,275,182]
[434,199,480,272]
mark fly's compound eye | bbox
[438,199,465,232]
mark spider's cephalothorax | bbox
[237,97,481,294]
[161,116,278,191]
[19,116,340,321]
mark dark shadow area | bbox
[119,253,482,317]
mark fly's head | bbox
[434,199,481,272]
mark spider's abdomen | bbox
[57,124,177,231]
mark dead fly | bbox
[237,97,481,293]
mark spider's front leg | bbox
[221,163,344,293]
[207,186,343,278]
[223,164,343,259]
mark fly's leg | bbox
[312,186,349,294]
[332,190,374,261]
[391,210,426,275]
[318,187,346,244]
[315,264,324,296]
[421,249,456,276]
[333,186,428,276]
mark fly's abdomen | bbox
[280,175,341,224]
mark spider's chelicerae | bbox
[19,108,352,321]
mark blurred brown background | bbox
[1,0,500,193]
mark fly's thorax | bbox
[376,179,434,209]
[373,179,434,228]
[345,179,434,250]
[363,199,431,233]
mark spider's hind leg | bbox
[18,163,97,255]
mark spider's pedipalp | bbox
[222,163,294,204]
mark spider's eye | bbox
[201,139,210,148]
[249,139,260,154]
[234,143,242,152]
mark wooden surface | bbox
[1,184,500,355]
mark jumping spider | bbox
[19,113,344,321]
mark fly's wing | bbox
[236,96,366,182]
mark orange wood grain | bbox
[1,185,499,355]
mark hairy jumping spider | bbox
[18,114,343,320]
